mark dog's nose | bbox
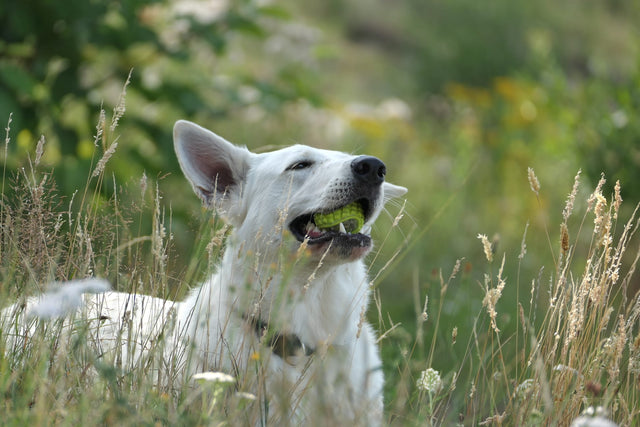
[351,156,386,185]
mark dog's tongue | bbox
[313,201,364,234]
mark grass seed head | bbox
[613,180,622,219]
[92,142,118,178]
[562,169,581,222]
[477,233,493,262]
[528,167,540,195]
[35,135,45,166]
[561,223,570,253]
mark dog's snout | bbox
[351,156,386,185]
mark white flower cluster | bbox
[416,368,442,393]
[570,405,618,427]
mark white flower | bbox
[192,372,235,384]
[416,368,442,393]
[570,416,617,427]
[570,406,617,427]
[514,378,538,400]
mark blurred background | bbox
[2,0,640,416]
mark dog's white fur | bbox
[1,120,407,425]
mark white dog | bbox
[1,120,407,425]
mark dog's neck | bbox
[224,241,372,347]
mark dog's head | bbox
[174,120,407,263]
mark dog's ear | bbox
[383,182,408,202]
[173,120,254,211]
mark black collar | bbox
[243,314,315,361]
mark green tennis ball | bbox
[313,201,364,233]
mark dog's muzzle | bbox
[288,156,387,258]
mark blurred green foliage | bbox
[0,0,314,194]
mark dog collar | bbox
[242,314,315,362]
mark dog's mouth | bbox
[289,199,373,251]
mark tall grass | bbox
[0,82,215,424]
[1,89,639,425]
[384,169,640,426]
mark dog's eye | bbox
[287,161,314,171]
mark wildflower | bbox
[570,406,617,427]
[416,368,442,393]
[514,378,538,400]
[192,372,236,384]
[194,371,236,416]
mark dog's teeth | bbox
[305,222,321,236]
[306,222,323,234]
[339,222,346,234]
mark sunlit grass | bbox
[1,90,638,425]
[381,167,640,426]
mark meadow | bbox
[2,0,640,425]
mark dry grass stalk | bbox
[527,167,540,196]
[613,180,622,219]
[34,135,45,166]
[478,233,493,262]
[110,70,132,133]
[482,254,506,334]
[91,140,118,178]
[560,223,570,253]
[562,169,581,222]
[94,107,106,147]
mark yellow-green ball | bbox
[313,201,364,233]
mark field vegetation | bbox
[1,0,640,424]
